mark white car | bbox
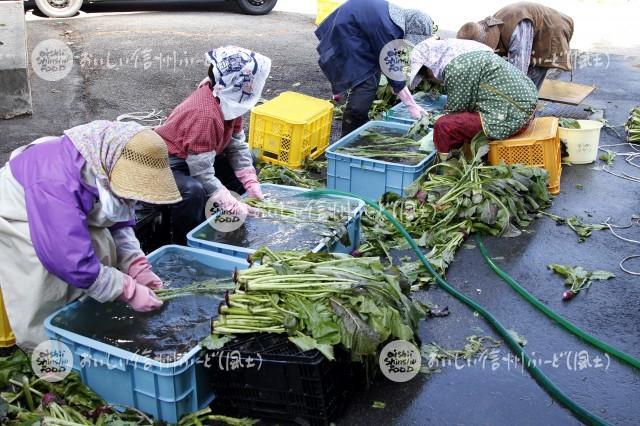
[26,0,277,18]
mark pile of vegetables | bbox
[358,135,552,283]
[626,106,640,143]
[257,162,325,189]
[0,350,257,425]
[204,248,426,361]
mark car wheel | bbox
[235,0,277,15]
[35,0,83,18]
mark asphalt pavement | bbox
[0,6,639,426]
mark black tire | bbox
[235,0,277,15]
[35,0,82,18]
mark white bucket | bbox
[558,120,604,164]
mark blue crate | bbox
[44,245,249,424]
[384,94,448,126]
[326,121,436,199]
[187,184,364,259]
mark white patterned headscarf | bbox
[408,38,493,88]
[205,46,272,120]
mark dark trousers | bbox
[169,154,245,245]
[528,66,549,90]
[341,73,380,137]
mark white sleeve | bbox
[111,226,144,272]
[508,19,534,73]
[185,151,224,197]
[224,131,254,171]
[84,265,125,303]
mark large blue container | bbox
[44,245,248,424]
[384,93,447,126]
[326,121,436,200]
[187,184,365,259]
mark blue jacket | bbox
[315,0,405,95]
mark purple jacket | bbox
[9,136,132,289]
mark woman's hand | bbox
[128,257,163,290]
[118,275,163,312]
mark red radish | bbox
[416,190,427,204]
[562,290,575,301]
[350,249,363,258]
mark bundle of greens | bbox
[155,279,235,301]
[205,248,426,361]
[257,164,324,188]
[626,106,640,143]
[359,136,551,283]
[335,130,428,164]
[548,264,615,301]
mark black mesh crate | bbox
[206,333,361,426]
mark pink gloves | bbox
[396,87,427,120]
[128,257,163,290]
[234,167,264,200]
[118,274,163,312]
[211,187,258,217]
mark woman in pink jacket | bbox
[0,121,181,350]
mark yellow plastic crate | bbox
[0,290,16,348]
[488,117,562,195]
[316,0,345,25]
[249,92,334,169]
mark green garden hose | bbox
[475,235,640,370]
[301,189,609,426]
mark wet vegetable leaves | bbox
[548,264,615,296]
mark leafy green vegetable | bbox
[599,151,616,165]
[358,137,551,285]
[372,401,386,409]
[155,279,235,301]
[257,163,324,188]
[540,212,607,242]
[421,335,501,364]
[626,106,640,143]
[548,264,615,299]
[209,249,426,360]
[558,118,581,129]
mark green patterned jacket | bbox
[443,51,537,140]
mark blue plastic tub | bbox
[187,184,365,259]
[44,245,248,424]
[384,93,448,126]
[326,121,436,199]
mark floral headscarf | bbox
[64,120,146,191]
[204,46,272,120]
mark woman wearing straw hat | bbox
[315,0,434,137]
[0,121,182,350]
[156,46,271,245]
[408,38,537,158]
[457,2,574,90]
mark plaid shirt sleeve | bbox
[184,112,221,155]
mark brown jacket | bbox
[492,2,574,71]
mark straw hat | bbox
[457,17,502,51]
[109,130,182,204]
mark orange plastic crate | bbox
[488,117,562,195]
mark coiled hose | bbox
[301,189,609,426]
[475,235,640,370]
